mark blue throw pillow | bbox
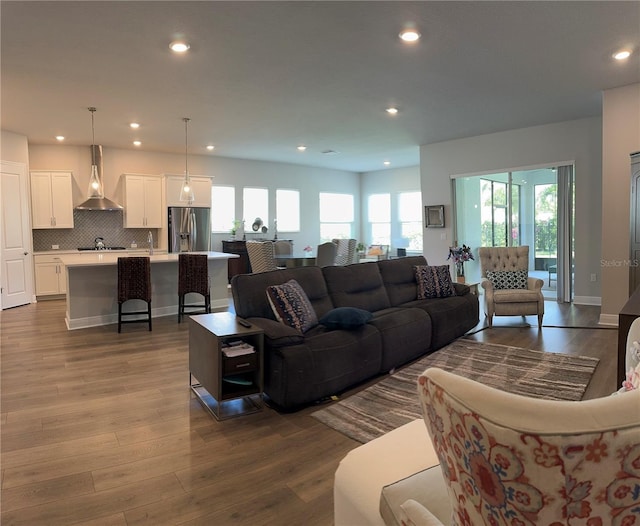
[319,307,373,330]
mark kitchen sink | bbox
[77,247,127,251]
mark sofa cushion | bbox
[485,269,528,289]
[323,263,391,311]
[380,465,451,526]
[378,256,429,306]
[231,266,334,321]
[414,265,456,299]
[319,307,373,330]
[266,279,318,333]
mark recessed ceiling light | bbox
[55,135,65,141]
[133,140,141,147]
[386,107,399,115]
[206,145,215,151]
[297,145,307,151]
[169,40,190,53]
[399,29,421,43]
[613,49,632,60]
[129,122,140,129]
[383,160,391,166]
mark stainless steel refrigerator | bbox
[168,207,211,253]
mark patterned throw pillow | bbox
[266,279,318,333]
[414,265,457,299]
[485,269,528,290]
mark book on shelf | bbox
[222,341,255,358]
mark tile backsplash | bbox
[32,210,159,251]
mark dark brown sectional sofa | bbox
[231,256,479,410]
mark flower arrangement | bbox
[447,244,474,264]
[303,245,313,253]
[447,244,474,279]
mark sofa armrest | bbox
[452,283,470,295]
[245,317,304,346]
[399,500,445,526]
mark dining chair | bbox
[177,253,211,323]
[117,256,152,332]
[246,240,281,273]
[273,240,293,257]
[316,242,337,267]
[332,238,357,265]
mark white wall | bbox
[601,83,640,323]
[360,165,421,251]
[27,144,361,252]
[1,130,29,166]
[419,117,603,301]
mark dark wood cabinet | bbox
[222,240,251,281]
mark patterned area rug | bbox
[311,339,599,443]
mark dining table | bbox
[275,254,317,268]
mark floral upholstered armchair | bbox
[406,367,640,526]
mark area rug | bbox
[311,339,599,443]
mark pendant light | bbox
[87,107,104,198]
[179,117,195,203]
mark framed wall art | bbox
[425,205,445,228]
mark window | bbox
[319,192,354,241]
[243,187,268,229]
[211,185,235,233]
[398,192,423,251]
[276,189,300,232]
[368,194,390,245]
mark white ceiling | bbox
[2,1,639,173]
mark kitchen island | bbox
[59,251,238,330]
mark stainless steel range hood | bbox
[75,145,123,210]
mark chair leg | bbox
[178,295,183,323]
[205,294,211,314]
[118,303,122,333]
[148,301,152,331]
[538,314,543,329]
[487,314,493,328]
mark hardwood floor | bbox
[1,298,618,525]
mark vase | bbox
[456,262,465,283]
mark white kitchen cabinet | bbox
[165,175,212,208]
[34,254,67,295]
[30,171,74,229]
[122,174,163,228]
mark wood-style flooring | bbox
[1,298,618,525]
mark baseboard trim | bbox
[598,313,619,327]
[573,296,601,306]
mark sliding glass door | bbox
[453,166,573,301]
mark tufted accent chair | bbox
[478,246,544,328]
[411,367,640,526]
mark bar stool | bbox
[178,253,211,323]
[117,257,152,333]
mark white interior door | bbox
[1,161,33,309]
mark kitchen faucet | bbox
[147,231,154,255]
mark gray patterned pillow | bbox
[414,265,457,299]
[485,269,528,290]
[266,279,318,333]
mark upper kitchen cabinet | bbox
[165,176,212,208]
[30,171,74,229]
[122,174,163,228]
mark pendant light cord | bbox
[183,117,190,180]
[89,107,97,166]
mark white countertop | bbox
[60,251,237,267]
